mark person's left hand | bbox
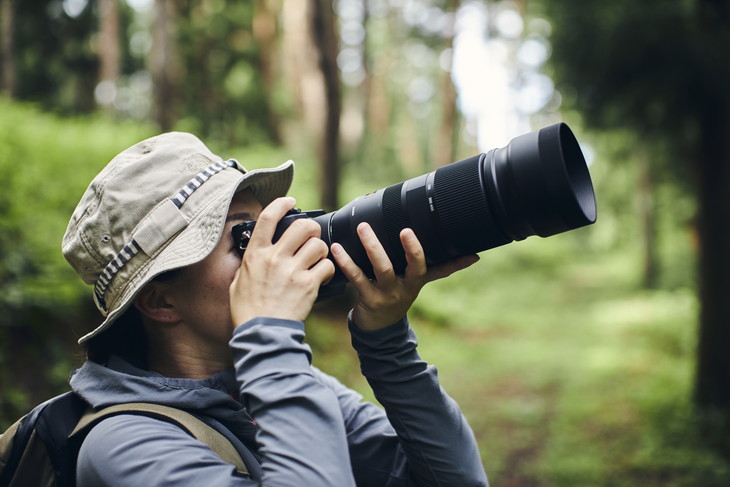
[331,222,479,331]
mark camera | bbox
[233,122,596,298]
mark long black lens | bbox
[311,123,596,286]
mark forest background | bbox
[1,0,729,485]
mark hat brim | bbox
[77,161,294,344]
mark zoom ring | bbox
[382,183,409,272]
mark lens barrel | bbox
[311,123,596,283]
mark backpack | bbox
[0,392,249,487]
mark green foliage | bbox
[9,0,133,113]
[540,0,730,180]
[580,128,697,289]
[542,0,698,131]
[0,98,154,319]
[173,0,279,146]
[0,98,155,422]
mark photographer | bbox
[63,132,488,486]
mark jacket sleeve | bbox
[343,316,489,487]
[229,318,357,487]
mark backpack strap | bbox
[0,418,22,472]
[70,403,249,477]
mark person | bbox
[62,132,488,486]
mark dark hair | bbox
[83,268,184,367]
[84,307,148,367]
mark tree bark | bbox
[152,0,175,132]
[637,148,658,288]
[281,1,324,141]
[694,0,730,410]
[98,0,120,113]
[311,0,341,211]
[434,0,460,167]
[253,0,282,144]
[0,0,16,96]
[695,108,730,408]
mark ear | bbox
[133,282,181,323]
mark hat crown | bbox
[62,132,221,285]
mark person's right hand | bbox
[229,197,335,327]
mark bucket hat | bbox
[62,132,294,344]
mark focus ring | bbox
[433,155,510,254]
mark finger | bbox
[425,254,480,283]
[294,236,330,269]
[309,257,336,287]
[247,197,296,248]
[400,228,427,280]
[276,218,322,255]
[331,242,372,291]
[357,223,395,282]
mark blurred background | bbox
[1,0,729,484]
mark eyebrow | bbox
[226,212,255,223]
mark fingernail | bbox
[358,223,372,236]
[331,243,343,255]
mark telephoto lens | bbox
[317,122,595,274]
[233,122,596,297]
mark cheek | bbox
[205,253,242,298]
[181,253,239,302]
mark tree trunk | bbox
[435,70,458,167]
[98,0,120,113]
[694,0,730,411]
[253,0,282,144]
[0,0,16,96]
[195,36,215,136]
[152,0,175,132]
[695,108,730,409]
[434,0,461,168]
[280,1,323,142]
[311,0,341,211]
[637,149,658,288]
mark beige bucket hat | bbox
[62,132,294,344]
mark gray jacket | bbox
[71,317,488,486]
